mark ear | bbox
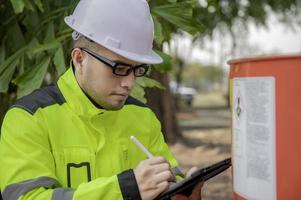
[71,48,85,74]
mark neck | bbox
[72,63,104,109]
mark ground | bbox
[170,92,233,200]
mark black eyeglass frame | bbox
[80,47,149,77]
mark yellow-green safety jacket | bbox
[0,67,178,200]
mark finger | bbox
[172,194,189,200]
[153,163,176,182]
[186,166,198,177]
[153,162,171,173]
[154,170,173,183]
[148,156,168,165]
[155,181,169,193]
[189,182,203,200]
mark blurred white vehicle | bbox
[170,81,197,105]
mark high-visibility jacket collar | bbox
[58,67,105,116]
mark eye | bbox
[135,65,149,76]
[115,65,131,75]
[135,67,146,75]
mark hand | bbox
[172,167,204,200]
[134,156,174,200]
[171,182,203,200]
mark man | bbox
[0,0,203,199]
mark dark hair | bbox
[72,36,103,52]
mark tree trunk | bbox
[146,70,182,144]
[0,93,12,127]
[0,85,17,127]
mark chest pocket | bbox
[63,146,95,188]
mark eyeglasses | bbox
[80,48,149,77]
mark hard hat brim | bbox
[105,45,163,64]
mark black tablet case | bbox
[155,157,232,200]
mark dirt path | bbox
[170,108,233,199]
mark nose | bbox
[120,71,135,90]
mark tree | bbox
[167,0,301,103]
[0,1,77,123]
[1,0,300,144]
[147,0,204,143]
[150,0,301,142]
[0,0,203,143]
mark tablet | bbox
[155,157,231,200]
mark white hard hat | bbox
[64,0,163,64]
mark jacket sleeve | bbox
[0,108,139,200]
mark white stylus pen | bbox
[130,136,154,158]
[130,135,185,178]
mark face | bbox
[72,46,139,110]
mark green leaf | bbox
[136,77,165,89]
[154,50,173,73]
[152,2,204,35]
[29,33,70,56]
[14,56,51,98]
[53,45,66,76]
[130,77,165,103]
[30,40,60,54]
[44,22,55,43]
[19,54,25,75]
[34,0,44,12]
[0,47,26,76]
[10,0,25,14]
[153,16,164,45]
[7,22,26,50]
[22,12,39,31]
[161,21,174,43]
[131,84,146,103]
[0,58,19,92]
[0,42,5,64]
[26,37,40,59]
[23,0,35,11]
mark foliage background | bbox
[0,0,300,141]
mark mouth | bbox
[112,93,128,98]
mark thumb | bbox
[172,194,189,200]
[186,167,198,177]
[189,182,203,200]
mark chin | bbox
[105,101,125,111]
[108,105,124,111]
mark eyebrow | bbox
[113,59,132,65]
[113,59,144,67]
[82,47,142,67]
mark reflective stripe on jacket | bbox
[0,67,178,200]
